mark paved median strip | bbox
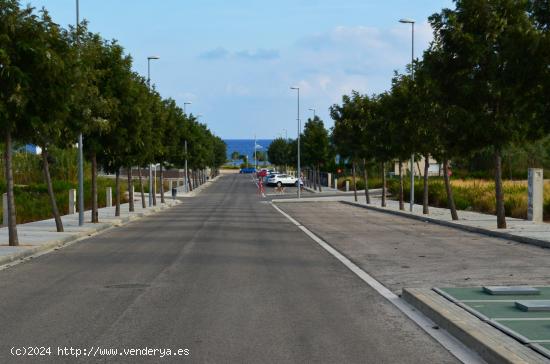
[270,201,484,364]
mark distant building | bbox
[394,155,443,177]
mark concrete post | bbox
[68,189,77,214]
[528,168,543,222]
[334,178,338,190]
[106,187,112,208]
[2,193,7,226]
[345,180,350,192]
[169,180,173,193]
[327,173,332,188]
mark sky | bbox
[26,0,453,139]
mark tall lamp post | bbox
[308,108,316,119]
[147,55,159,207]
[182,102,191,192]
[183,102,191,114]
[399,17,415,212]
[76,0,84,226]
[290,87,301,199]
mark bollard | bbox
[169,180,173,194]
[334,178,338,190]
[2,193,7,226]
[345,180,349,192]
[327,173,332,188]
[106,187,112,207]
[69,189,77,214]
[528,168,543,222]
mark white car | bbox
[266,174,297,187]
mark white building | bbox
[394,155,443,177]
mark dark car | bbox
[239,167,257,174]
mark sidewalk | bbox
[0,196,180,267]
[174,173,223,197]
[274,194,550,248]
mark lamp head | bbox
[399,18,415,24]
[148,56,160,60]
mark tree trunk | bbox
[494,150,506,229]
[115,169,121,217]
[138,166,146,208]
[160,164,165,204]
[363,158,370,204]
[381,162,387,207]
[423,154,430,215]
[398,160,404,210]
[317,163,322,192]
[127,166,134,212]
[4,131,19,246]
[41,148,63,232]
[352,161,358,202]
[91,153,98,223]
[443,159,458,220]
[187,168,193,191]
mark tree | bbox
[25,9,76,232]
[331,93,365,201]
[230,151,240,165]
[256,151,268,166]
[0,1,48,245]
[302,116,330,192]
[267,138,291,171]
[428,0,544,228]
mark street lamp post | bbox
[184,140,188,193]
[308,108,316,119]
[290,87,301,199]
[147,56,159,207]
[182,102,191,192]
[76,0,84,226]
[254,134,257,170]
[183,102,191,114]
[399,17,415,212]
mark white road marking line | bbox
[271,202,485,364]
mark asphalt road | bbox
[0,174,458,363]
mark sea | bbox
[224,139,273,165]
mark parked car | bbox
[266,174,298,187]
[239,167,257,174]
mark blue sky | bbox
[26,0,453,138]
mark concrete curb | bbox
[340,200,550,249]
[402,288,548,364]
[0,201,179,268]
